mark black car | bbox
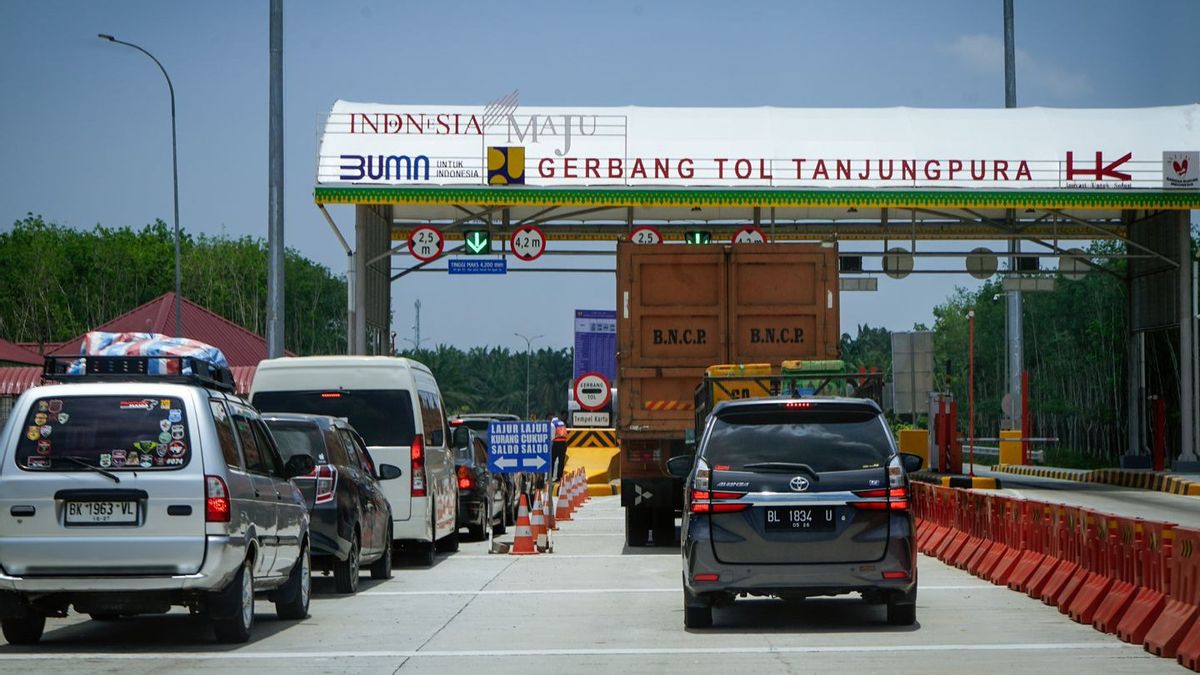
[451,424,510,540]
[450,414,520,522]
[670,398,923,628]
[264,414,401,593]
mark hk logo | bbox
[1066,151,1132,182]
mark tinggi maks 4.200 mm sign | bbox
[487,420,551,473]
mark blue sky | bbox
[2,1,1196,351]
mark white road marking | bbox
[0,643,1134,660]
[361,585,1003,596]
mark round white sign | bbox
[965,247,998,280]
[574,372,612,412]
[732,225,766,243]
[629,226,663,245]
[510,225,546,262]
[407,226,444,262]
[882,247,914,279]
[1058,247,1090,281]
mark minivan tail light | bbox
[853,487,909,511]
[205,475,231,523]
[309,464,336,505]
[411,434,426,497]
[689,489,749,514]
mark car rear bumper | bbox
[0,534,244,594]
[682,514,917,600]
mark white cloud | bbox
[946,33,1092,101]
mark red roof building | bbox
[0,293,293,399]
[46,292,293,367]
[0,338,42,366]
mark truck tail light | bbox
[411,434,426,497]
[205,475,231,523]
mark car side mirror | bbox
[666,455,693,479]
[378,463,403,481]
[284,454,316,480]
[900,453,923,473]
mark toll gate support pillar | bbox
[1177,214,1198,469]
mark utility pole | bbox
[515,332,543,418]
[1004,0,1023,431]
[266,0,285,358]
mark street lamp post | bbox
[99,34,182,337]
[514,332,543,419]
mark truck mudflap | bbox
[621,478,679,509]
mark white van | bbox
[249,357,457,564]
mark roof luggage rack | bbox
[43,355,235,393]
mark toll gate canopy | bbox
[312,101,1199,465]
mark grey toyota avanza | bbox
[671,397,922,629]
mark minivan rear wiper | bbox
[741,462,820,479]
[60,456,121,484]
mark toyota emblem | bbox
[789,476,810,492]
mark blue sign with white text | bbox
[449,259,507,275]
[573,309,616,381]
[487,420,552,473]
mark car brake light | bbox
[310,464,337,505]
[457,465,475,490]
[689,489,749,514]
[205,475,231,523]
[882,571,910,580]
[785,401,813,409]
[853,487,909,510]
[449,419,463,426]
[411,434,426,497]
[693,573,720,582]
[320,392,342,398]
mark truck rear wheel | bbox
[625,508,650,547]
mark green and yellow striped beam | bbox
[315,186,1200,211]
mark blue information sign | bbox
[449,259,507,275]
[486,420,552,474]
[573,309,616,381]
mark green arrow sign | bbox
[684,230,712,245]
[464,229,491,255]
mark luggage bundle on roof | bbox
[44,331,235,391]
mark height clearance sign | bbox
[317,101,1200,192]
[487,421,552,474]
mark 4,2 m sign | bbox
[510,225,546,262]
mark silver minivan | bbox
[0,356,314,644]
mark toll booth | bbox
[929,392,962,474]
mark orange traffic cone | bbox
[555,482,573,522]
[573,469,585,508]
[510,494,538,555]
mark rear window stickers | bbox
[25,426,39,441]
[111,449,127,467]
[169,408,182,423]
[26,456,49,469]
[47,399,63,414]
[57,412,69,424]
[33,412,47,426]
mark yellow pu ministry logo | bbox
[488,146,525,185]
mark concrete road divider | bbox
[911,480,1200,671]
